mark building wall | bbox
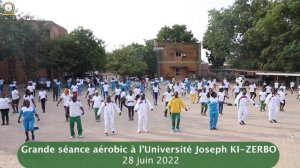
[0,21,68,83]
[158,42,201,80]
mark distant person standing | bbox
[103,82,109,99]
[38,88,47,113]
[52,82,59,102]
[232,83,240,98]
[125,90,135,121]
[135,93,153,133]
[207,92,219,130]
[46,80,51,92]
[91,91,103,122]
[266,84,272,96]
[198,88,209,115]
[0,93,11,125]
[278,88,286,111]
[290,81,295,94]
[71,82,78,97]
[258,88,267,112]
[56,88,71,122]
[274,81,279,91]
[265,89,283,123]
[152,83,159,105]
[162,88,173,117]
[18,100,40,141]
[235,90,255,125]
[0,77,4,93]
[11,87,20,113]
[297,85,300,100]
[217,88,228,115]
[67,96,85,139]
[249,83,256,100]
[166,92,188,132]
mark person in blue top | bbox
[18,100,40,141]
[126,79,131,91]
[207,92,219,130]
[111,78,116,91]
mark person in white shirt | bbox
[235,90,255,125]
[274,81,279,91]
[11,87,20,113]
[38,88,47,113]
[32,82,37,97]
[297,85,300,100]
[23,89,36,108]
[265,89,283,123]
[134,93,153,133]
[162,88,174,117]
[57,88,72,122]
[278,88,286,111]
[198,87,209,115]
[126,90,135,121]
[120,88,127,111]
[180,81,186,97]
[67,96,85,139]
[133,86,141,100]
[232,83,240,98]
[112,85,122,107]
[103,82,109,99]
[152,83,159,105]
[258,88,267,112]
[223,80,230,96]
[290,81,295,94]
[0,93,11,125]
[190,84,197,104]
[85,85,95,108]
[71,82,78,97]
[249,83,257,100]
[26,82,34,95]
[46,80,51,92]
[97,96,121,136]
[265,84,272,96]
[174,82,181,95]
[0,77,4,93]
[279,83,286,91]
[91,91,103,122]
[217,88,228,115]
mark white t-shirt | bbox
[0,98,10,109]
[67,100,83,117]
[71,85,78,92]
[88,87,95,96]
[199,92,208,103]
[23,95,34,107]
[249,85,255,92]
[32,82,36,89]
[280,86,286,91]
[298,85,300,94]
[180,83,186,92]
[218,92,225,102]
[274,82,279,89]
[224,82,229,88]
[27,85,34,92]
[163,92,174,102]
[126,95,135,106]
[168,83,174,90]
[290,82,295,88]
[121,91,126,99]
[278,91,286,100]
[0,79,4,85]
[39,91,47,99]
[60,94,71,106]
[190,86,196,94]
[133,88,141,96]
[153,86,159,93]
[115,88,121,95]
[259,91,267,101]
[11,90,20,100]
[233,85,240,93]
[197,82,203,90]
[46,81,51,87]
[103,84,109,92]
[266,86,272,93]
[92,96,103,108]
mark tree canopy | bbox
[203,0,300,72]
[156,24,198,42]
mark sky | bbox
[8,0,235,60]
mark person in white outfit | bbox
[97,96,121,136]
[235,90,255,125]
[265,89,283,123]
[134,93,153,133]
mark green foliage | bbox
[203,0,300,72]
[42,27,106,76]
[156,24,197,42]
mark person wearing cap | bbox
[91,91,103,122]
[97,96,121,136]
[67,95,85,139]
[135,93,153,133]
[166,92,187,132]
[18,100,40,141]
[0,93,11,125]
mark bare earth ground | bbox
[0,83,299,168]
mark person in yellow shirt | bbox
[166,92,188,132]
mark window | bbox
[176,52,182,57]
[175,68,181,76]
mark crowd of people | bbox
[0,76,299,141]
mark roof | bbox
[255,72,300,77]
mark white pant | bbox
[268,105,278,120]
[138,111,148,132]
[238,106,248,123]
[104,111,115,133]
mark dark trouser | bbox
[0,85,3,92]
[69,116,83,136]
[41,98,46,112]
[164,102,170,116]
[128,106,134,119]
[120,99,126,111]
[0,109,9,124]
[250,92,256,99]
[53,91,58,101]
[201,102,207,114]
[219,101,224,114]
[171,113,181,130]
[64,106,70,121]
[115,95,121,106]
[154,92,158,105]
[280,100,286,110]
[235,92,239,98]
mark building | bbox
[156,42,201,80]
[0,21,68,83]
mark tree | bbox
[156,24,198,42]
[42,27,106,77]
[106,44,148,77]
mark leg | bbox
[204,104,208,114]
[143,113,148,132]
[209,113,213,129]
[69,117,75,137]
[171,113,176,130]
[238,108,242,123]
[137,112,142,132]
[201,103,204,114]
[104,112,109,133]
[1,111,4,125]
[109,112,115,132]
[4,109,9,124]
[41,99,46,113]
[213,113,219,128]
[175,113,181,130]
[76,116,83,136]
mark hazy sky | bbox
[12,0,235,59]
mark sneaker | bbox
[137,130,141,133]
[172,129,176,133]
[32,135,35,140]
[213,127,218,130]
[105,132,108,136]
[175,128,180,132]
[144,130,148,133]
[210,128,213,130]
[79,135,83,138]
[239,122,243,125]
[69,136,74,139]
[273,120,278,123]
[112,131,116,135]
[241,121,246,125]
[269,120,273,123]
[25,137,29,141]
